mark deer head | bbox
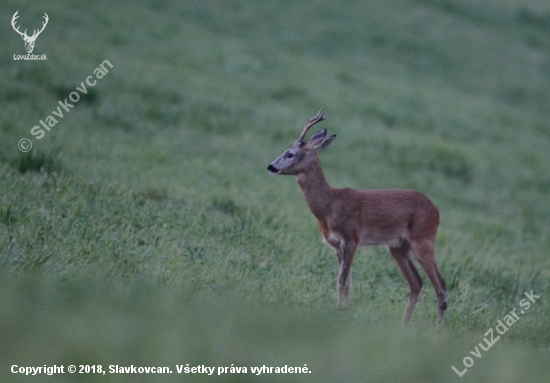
[12,11,49,54]
[267,109,336,175]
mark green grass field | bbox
[1,0,550,381]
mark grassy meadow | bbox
[1,0,550,381]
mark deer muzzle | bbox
[267,164,280,174]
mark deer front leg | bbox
[336,241,357,308]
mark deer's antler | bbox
[11,11,27,38]
[297,108,325,142]
[30,13,49,39]
[11,11,48,40]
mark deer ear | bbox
[307,129,327,142]
[309,134,336,151]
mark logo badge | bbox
[12,10,48,60]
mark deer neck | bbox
[296,157,333,221]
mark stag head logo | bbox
[11,11,49,54]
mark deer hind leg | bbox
[336,240,357,308]
[410,240,447,322]
[388,243,423,324]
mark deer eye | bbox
[285,152,295,159]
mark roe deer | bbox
[267,109,447,324]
